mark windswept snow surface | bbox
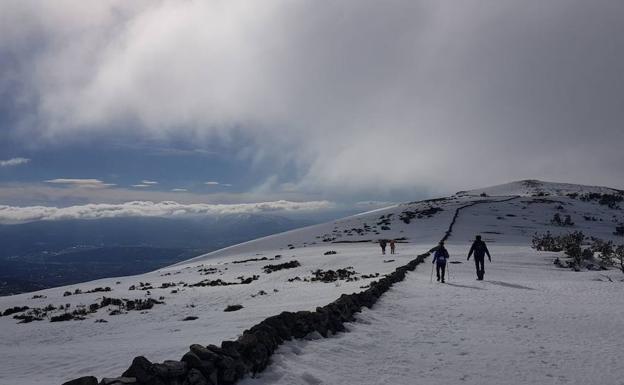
[1,180,623,385]
[242,245,624,385]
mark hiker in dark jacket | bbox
[432,241,449,283]
[467,235,491,280]
[379,239,387,255]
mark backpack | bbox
[434,248,448,263]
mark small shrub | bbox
[532,231,562,252]
[263,260,301,273]
[551,213,574,226]
[615,245,624,273]
[532,231,586,270]
[50,313,74,322]
[592,238,614,266]
[224,304,243,312]
[1,306,30,317]
[13,314,43,323]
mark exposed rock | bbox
[61,376,98,385]
[122,356,167,385]
[99,377,137,385]
[183,369,210,385]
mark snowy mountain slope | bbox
[1,180,623,385]
[461,179,623,198]
[244,244,624,385]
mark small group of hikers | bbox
[378,239,396,255]
[432,235,491,282]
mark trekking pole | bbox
[430,262,434,283]
[447,261,450,283]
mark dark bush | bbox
[51,313,75,322]
[263,261,301,273]
[311,268,358,283]
[580,192,623,209]
[1,306,29,317]
[551,213,574,226]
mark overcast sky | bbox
[1,0,623,219]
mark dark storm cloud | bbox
[1,0,623,197]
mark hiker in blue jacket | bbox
[467,235,491,280]
[432,241,449,283]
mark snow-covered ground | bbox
[243,246,624,385]
[1,180,623,385]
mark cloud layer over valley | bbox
[0,199,334,224]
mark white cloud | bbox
[131,184,150,188]
[0,157,30,167]
[141,180,158,185]
[204,181,220,185]
[0,182,327,207]
[3,1,624,194]
[171,188,187,192]
[44,178,115,188]
[0,200,334,224]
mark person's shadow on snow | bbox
[445,283,485,290]
[486,280,535,290]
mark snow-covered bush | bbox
[591,238,614,266]
[532,231,588,270]
[532,231,562,252]
[615,245,624,274]
[551,213,574,226]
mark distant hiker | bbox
[432,241,449,283]
[467,235,491,280]
[390,239,396,254]
[379,239,387,255]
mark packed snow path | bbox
[241,244,624,385]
